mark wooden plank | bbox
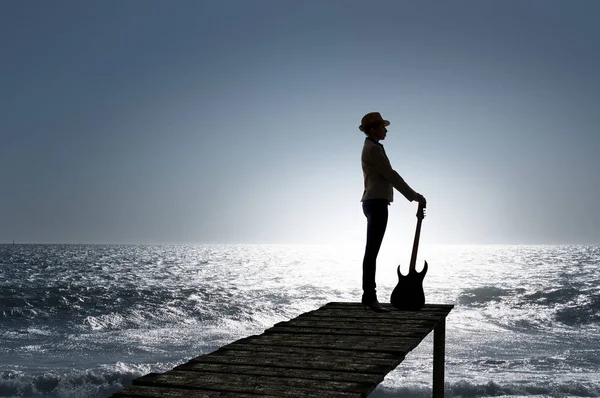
[301,309,448,321]
[297,312,445,321]
[324,303,454,311]
[186,348,402,374]
[173,362,384,384]
[290,315,439,327]
[324,302,454,311]
[266,326,431,338]
[132,370,366,397]
[219,343,404,362]
[318,304,453,316]
[235,333,420,354]
[311,305,452,314]
[274,318,438,330]
[112,385,280,397]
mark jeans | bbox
[361,199,389,301]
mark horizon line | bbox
[1,241,599,246]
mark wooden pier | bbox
[112,302,453,398]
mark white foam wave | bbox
[0,362,160,398]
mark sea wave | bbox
[371,379,600,398]
[0,363,150,398]
[3,369,599,398]
[457,286,512,306]
[457,285,600,327]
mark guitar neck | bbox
[408,203,425,272]
[408,218,422,272]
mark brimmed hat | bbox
[359,112,390,132]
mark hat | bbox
[359,112,390,132]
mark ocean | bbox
[0,243,598,397]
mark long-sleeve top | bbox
[361,137,418,203]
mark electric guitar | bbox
[390,201,428,310]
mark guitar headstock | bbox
[417,202,426,220]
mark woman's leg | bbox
[361,199,389,302]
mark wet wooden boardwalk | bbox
[112,302,453,398]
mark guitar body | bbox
[390,261,428,310]
[390,202,428,311]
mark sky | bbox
[1,0,599,245]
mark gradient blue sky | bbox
[1,0,599,245]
